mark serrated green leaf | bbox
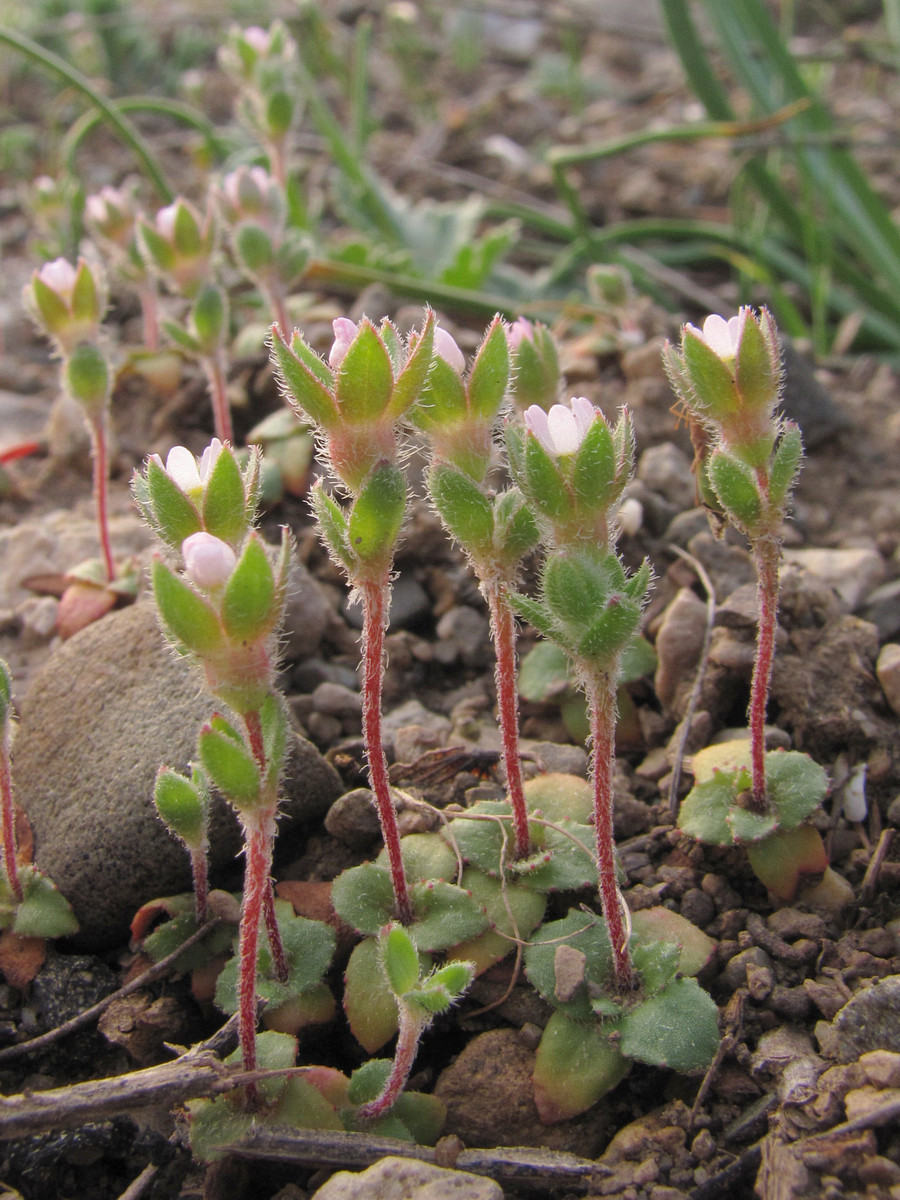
[767,750,828,828]
[406,880,488,952]
[678,773,739,846]
[221,534,276,641]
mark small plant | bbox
[662,309,829,895]
[0,659,77,939]
[135,438,299,1097]
[506,397,652,992]
[271,312,439,926]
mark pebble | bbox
[280,558,334,661]
[636,442,697,510]
[829,975,900,1061]
[686,531,757,599]
[653,588,708,716]
[324,788,383,848]
[876,644,900,716]
[862,579,900,640]
[310,681,362,720]
[310,1156,503,1200]
[14,602,341,949]
[780,343,851,447]
[782,546,886,612]
[767,909,826,942]
[679,888,715,928]
[721,947,773,990]
[860,1050,900,1089]
[435,605,491,668]
[342,573,430,631]
[522,740,589,778]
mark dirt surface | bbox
[1,4,900,1199]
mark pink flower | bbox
[524,396,596,456]
[155,204,179,242]
[182,532,237,588]
[329,317,359,369]
[506,317,534,353]
[686,313,742,361]
[37,258,78,302]
[242,25,271,54]
[434,327,466,374]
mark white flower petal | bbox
[548,404,585,455]
[700,314,736,358]
[199,438,225,482]
[570,396,597,439]
[329,317,358,369]
[38,257,78,298]
[523,404,552,453]
[165,445,203,492]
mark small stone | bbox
[746,963,774,1001]
[637,442,696,510]
[690,1128,716,1162]
[860,1049,900,1089]
[830,975,900,1061]
[701,873,742,912]
[686,531,756,599]
[310,681,362,719]
[679,888,715,929]
[654,588,709,716]
[876,644,900,716]
[394,722,450,764]
[862,579,900,640]
[524,741,589,778]
[707,628,756,671]
[782,546,885,612]
[310,1156,503,1200]
[845,1085,900,1124]
[436,605,490,668]
[767,909,826,942]
[721,947,773,990]
[324,789,383,848]
[281,557,333,660]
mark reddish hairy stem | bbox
[586,675,633,993]
[243,710,288,983]
[237,818,269,1103]
[0,740,22,903]
[203,351,234,445]
[749,534,781,812]
[89,418,115,584]
[485,581,530,860]
[190,847,208,926]
[357,1004,425,1121]
[361,579,413,926]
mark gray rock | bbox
[311,1156,503,1200]
[311,681,362,719]
[14,602,340,949]
[436,606,491,669]
[636,442,696,510]
[343,573,430,632]
[281,557,334,660]
[876,644,900,716]
[686,531,757,600]
[829,975,900,1061]
[653,588,708,716]
[324,788,383,848]
[862,579,900,641]
[783,546,886,613]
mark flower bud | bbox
[434,327,465,374]
[329,317,358,369]
[182,532,237,588]
[509,318,560,410]
[85,184,136,250]
[524,397,594,457]
[139,198,215,297]
[27,257,105,352]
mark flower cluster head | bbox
[26,257,105,355]
[219,22,299,151]
[138,439,288,714]
[217,166,284,231]
[138,198,216,298]
[663,307,803,539]
[85,184,138,253]
[507,396,635,549]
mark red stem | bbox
[243,710,288,982]
[0,738,22,904]
[485,581,530,860]
[357,1003,425,1121]
[587,675,633,993]
[0,440,44,466]
[89,418,115,584]
[190,847,208,926]
[203,352,234,445]
[750,533,781,811]
[361,579,412,925]
[237,818,269,1102]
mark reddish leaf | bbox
[0,929,46,989]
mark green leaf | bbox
[707,450,762,531]
[577,595,642,665]
[506,591,556,640]
[311,483,353,571]
[375,832,457,883]
[235,222,274,274]
[727,804,778,843]
[412,357,467,432]
[631,939,681,996]
[493,487,539,565]
[381,924,421,996]
[152,558,224,656]
[533,1011,629,1123]
[428,464,494,554]
[522,434,571,523]
[630,907,717,978]
[509,820,598,892]
[198,725,260,806]
[215,913,336,1014]
[202,447,247,544]
[347,1059,391,1106]
[406,880,489,952]
[678,773,740,846]
[154,768,206,848]
[766,750,829,829]
[769,422,803,507]
[681,328,740,419]
[519,642,572,703]
[466,317,509,420]
[335,320,394,422]
[523,773,592,823]
[330,863,397,934]
[11,868,78,938]
[442,799,519,875]
[191,284,226,350]
[735,310,777,411]
[173,200,202,257]
[271,332,340,430]
[146,457,202,549]
[345,936,417,1052]
[619,977,719,1071]
[388,312,434,419]
[348,462,406,566]
[221,534,276,642]
[572,416,617,512]
[65,343,109,412]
